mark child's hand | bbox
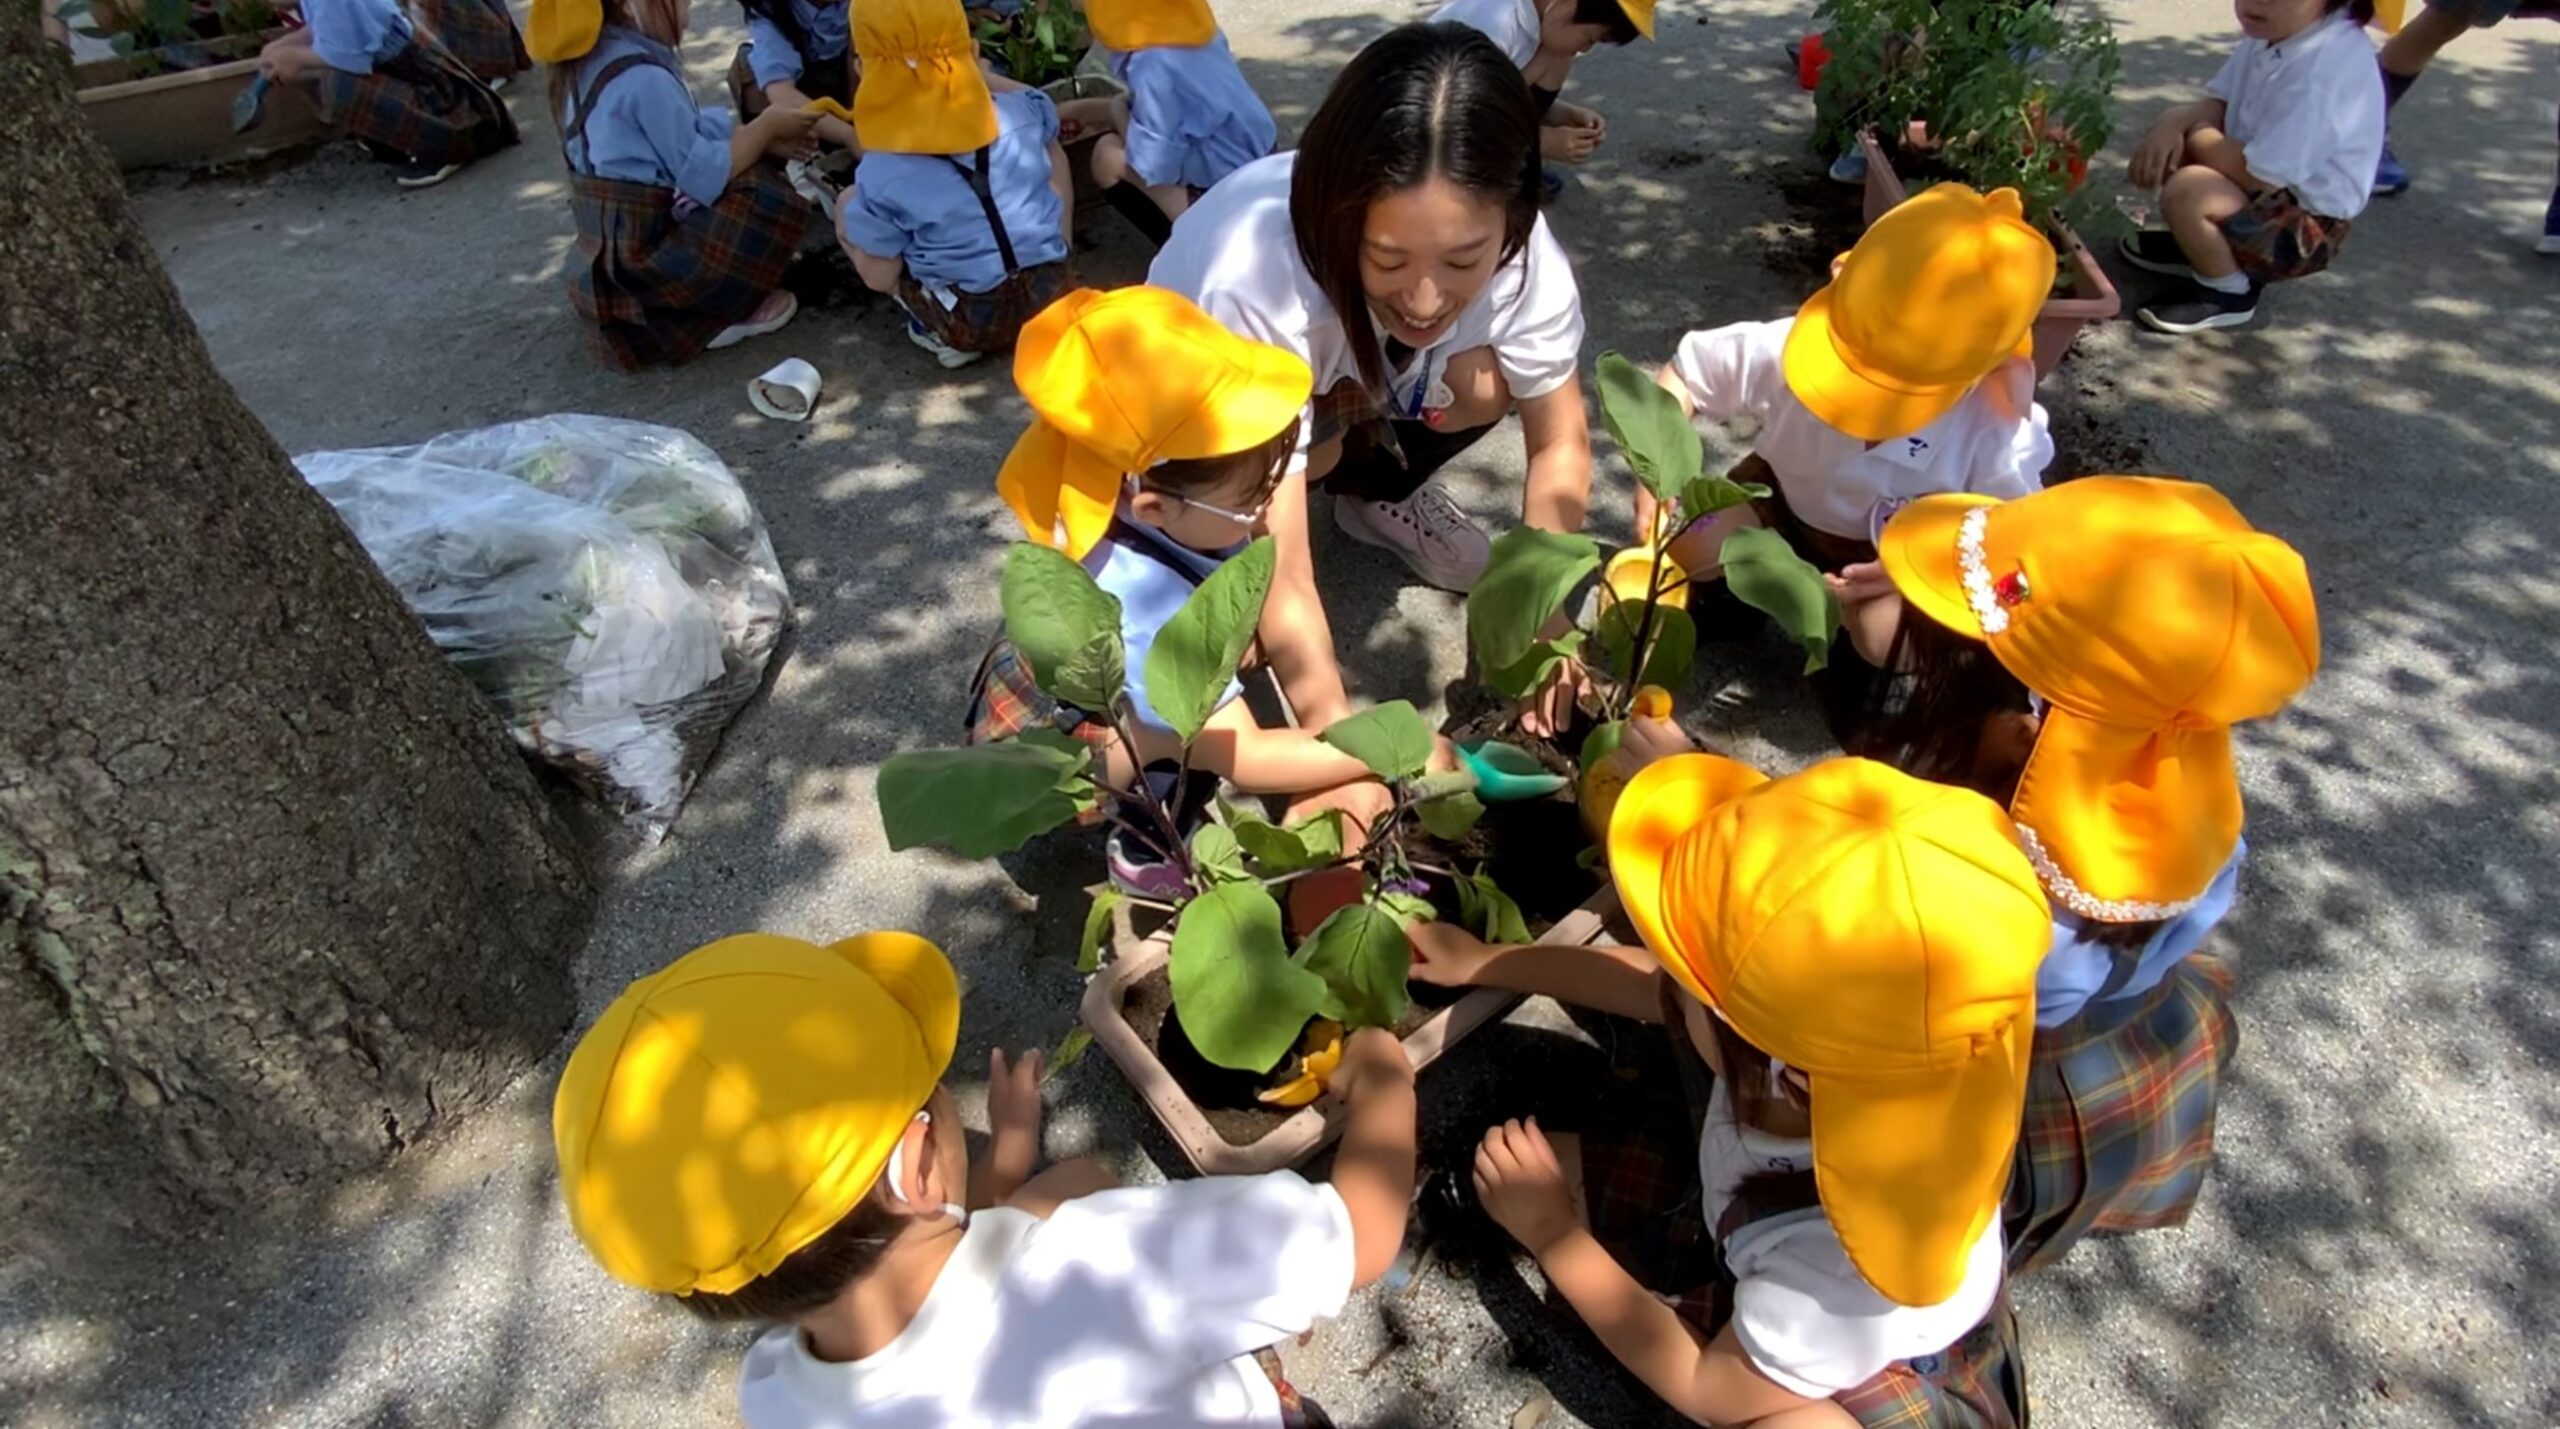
[1826,559,1896,605]
[1518,653,1593,740]
[1553,101,1607,141]
[755,104,823,162]
[1407,919,1499,988]
[987,1047,1044,1167]
[1331,1026,1414,1101]
[1474,1118,1579,1257]
[1541,123,1603,164]
[2129,118,2186,190]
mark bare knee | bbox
[1434,346,1512,429]
[2164,165,2244,221]
[1092,133,1128,188]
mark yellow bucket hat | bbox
[1616,0,1658,39]
[1085,0,1218,51]
[854,0,999,155]
[1783,184,2056,443]
[1878,477,2321,921]
[1610,754,2050,1308]
[553,932,960,1297]
[1000,286,1313,558]
[526,0,600,62]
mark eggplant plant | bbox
[878,537,1518,1085]
[1465,351,1844,773]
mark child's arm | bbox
[1410,922,1666,1022]
[1253,470,1355,732]
[1004,1157,1120,1217]
[1478,1120,1859,1429]
[970,1047,1044,1208]
[835,188,910,292]
[1518,376,1594,536]
[2129,98,2229,188]
[1326,1028,1418,1289]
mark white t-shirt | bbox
[736,1173,1356,1428]
[1699,1082,2005,1401]
[1149,151,1588,476]
[1430,0,1541,68]
[1668,317,2051,542]
[2206,11,2385,220]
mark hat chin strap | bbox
[882,1111,969,1227]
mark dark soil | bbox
[1765,166,1874,299]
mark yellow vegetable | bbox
[1256,1020,1346,1107]
[1633,685,1674,721]
[805,97,858,125]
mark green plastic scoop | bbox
[1458,739,1570,802]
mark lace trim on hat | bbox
[1957,506,2008,636]
[2015,822,2206,922]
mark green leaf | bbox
[1468,528,1601,675]
[1318,700,1436,781]
[1595,601,1698,693]
[879,742,1094,858]
[1485,631,1587,702]
[1077,890,1120,973]
[1001,543,1125,712]
[1676,474,1771,523]
[1580,718,1627,775]
[1188,822,1254,885]
[1169,883,1330,1072]
[1045,1026,1094,1080]
[1379,890,1438,927]
[1721,526,1844,674]
[1228,807,1346,874]
[1409,768,1478,803]
[1595,350,1705,504]
[1294,903,1413,1030]
[1144,536,1275,741]
[1417,790,1485,842]
[1460,867,1531,945]
[1575,843,1606,870]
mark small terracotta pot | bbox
[1081,887,1623,1176]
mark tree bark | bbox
[0,8,596,1260]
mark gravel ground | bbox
[6,1,2557,1425]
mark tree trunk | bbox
[0,10,595,1261]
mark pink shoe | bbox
[708,290,797,350]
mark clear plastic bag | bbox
[298,415,791,838]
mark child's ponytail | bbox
[1289,23,1541,400]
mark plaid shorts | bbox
[964,636,1115,747]
[898,261,1078,355]
[565,163,810,370]
[411,0,529,82]
[2007,955,2239,1277]
[2221,187,2351,283]
[311,34,516,166]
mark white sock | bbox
[2197,269,2252,296]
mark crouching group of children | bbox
[549,221,2320,1426]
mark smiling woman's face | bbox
[1358,176,1508,349]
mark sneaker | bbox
[1539,167,1567,204]
[1333,484,1491,591]
[2373,141,2408,197]
[487,72,511,93]
[2117,229,2197,278]
[2137,281,2260,335]
[394,156,462,189]
[1105,825,1192,900]
[1827,148,1867,185]
[707,289,797,349]
[905,315,983,369]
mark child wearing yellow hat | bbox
[836,0,1076,369]
[528,0,826,368]
[1834,476,2320,1274]
[1636,183,2057,584]
[1419,755,2048,1425]
[1076,0,1278,246]
[556,931,1420,1427]
[971,288,1453,892]
[1430,0,1653,190]
[255,0,517,189]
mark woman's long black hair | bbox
[1288,23,1542,400]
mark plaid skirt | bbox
[964,636,1114,746]
[726,40,855,118]
[1574,975,2028,1428]
[1252,1349,1337,1429]
[312,35,516,166]
[897,261,1078,355]
[411,0,529,83]
[2221,187,2350,284]
[2006,955,2239,1277]
[565,164,810,370]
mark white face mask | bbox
[881,1111,968,1227]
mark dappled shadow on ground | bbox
[19,1,2560,1425]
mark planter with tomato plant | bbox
[61,0,329,169]
[1814,0,2124,375]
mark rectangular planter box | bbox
[1858,129,2119,380]
[1082,886,1622,1177]
[75,32,331,172]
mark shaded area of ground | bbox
[5,1,2558,1426]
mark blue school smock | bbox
[2034,840,2244,1029]
[1104,31,1277,193]
[743,0,851,89]
[302,0,413,75]
[1082,514,1243,734]
[840,90,1067,296]
[559,28,737,209]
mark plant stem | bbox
[1616,539,1675,723]
[1108,696,1194,880]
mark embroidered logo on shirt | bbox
[1904,436,1930,458]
